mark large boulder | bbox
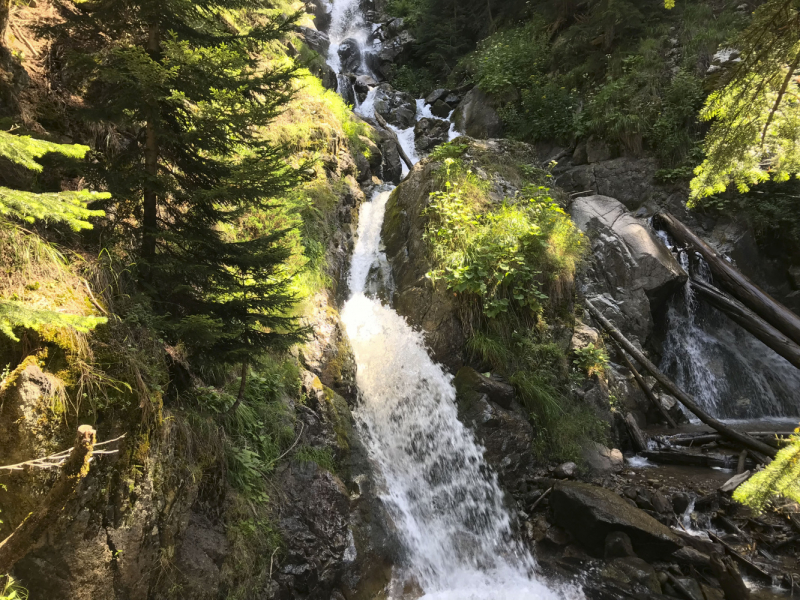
[296,25,330,57]
[452,88,503,139]
[570,195,686,343]
[338,38,364,74]
[373,83,417,128]
[551,481,683,560]
[414,117,450,153]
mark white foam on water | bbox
[341,188,581,600]
[626,455,656,469]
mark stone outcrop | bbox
[452,88,503,139]
[551,481,683,560]
[413,117,450,153]
[373,83,417,128]
[571,194,687,343]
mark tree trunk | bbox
[691,279,800,370]
[656,212,800,347]
[625,412,649,453]
[142,22,160,262]
[614,341,677,428]
[373,110,414,170]
[0,0,10,50]
[585,300,778,458]
[0,426,96,574]
[229,360,249,414]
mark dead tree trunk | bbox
[656,212,800,346]
[373,110,414,171]
[0,426,96,574]
[585,300,777,458]
[614,341,677,428]
[691,279,800,370]
[625,413,649,452]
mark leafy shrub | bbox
[573,343,609,377]
[473,21,548,96]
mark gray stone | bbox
[583,442,624,474]
[296,25,330,57]
[586,136,611,163]
[453,367,516,409]
[452,88,503,139]
[426,88,448,105]
[556,157,664,211]
[373,83,417,128]
[672,492,690,515]
[570,195,687,343]
[551,481,684,560]
[570,322,601,351]
[605,532,637,559]
[430,99,453,118]
[572,141,588,166]
[601,557,662,594]
[414,117,450,153]
[554,462,578,479]
[338,37,363,74]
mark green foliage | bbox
[0,576,27,600]
[690,0,800,201]
[0,187,106,232]
[473,22,548,96]
[573,343,609,377]
[0,300,107,342]
[294,445,336,473]
[424,158,584,322]
[0,131,89,173]
[733,427,800,514]
[390,65,437,98]
[428,141,469,161]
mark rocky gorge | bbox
[0,0,799,599]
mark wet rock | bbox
[671,492,690,515]
[453,367,515,409]
[551,481,684,560]
[338,38,364,74]
[430,99,452,118]
[582,442,624,474]
[570,195,687,343]
[554,462,578,479]
[307,0,332,30]
[601,557,662,594]
[586,136,611,163]
[546,525,572,546]
[377,30,415,65]
[605,532,637,559]
[425,88,448,105]
[444,93,462,106]
[354,74,378,95]
[452,88,503,139]
[414,117,451,154]
[674,577,705,600]
[378,138,402,184]
[360,135,383,172]
[673,546,711,568]
[373,83,417,128]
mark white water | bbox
[326,0,372,73]
[342,189,576,600]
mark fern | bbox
[0,301,107,342]
[733,428,800,513]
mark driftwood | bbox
[625,413,649,452]
[691,279,800,370]
[737,450,748,475]
[643,450,751,470]
[710,552,751,600]
[656,212,800,347]
[708,531,771,581]
[0,426,96,574]
[615,341,677,428]
[585,300,778,458]
[373,111,414,170]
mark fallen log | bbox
[373,111,414,171]
[0,426,97,574]
[642,450,750,470]
[710,552,751,600]
[585,300,778,458]
[614,341,676,428]
[708,532,772,581]
[691,279,800,370]
[655,212,800,347]
[625,412,649,452]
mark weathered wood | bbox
[691,279,800,370]
[373,110,414,170]
[708,532,771,581]
[656,212,800,347]
[625,412,649,452]
[585,300,778,458]
[737,450,748,475]
[615,341,677,428]
[0,426,96,574]
[643,450,747,470]
[710,552,751,600]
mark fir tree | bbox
[0,131,108,340]
[733,427,800,513]
[48,2,308,377]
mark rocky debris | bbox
[373,83,417,128]
[601,556,662,594]
[605,532,637,559]
[413,117,450,153]
[571,194,687,343]
[375,30,415,77]
[452,87,503,139]
[551,481,683,560]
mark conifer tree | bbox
[0,131,108,340]
[48,2,308,375]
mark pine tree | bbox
[0,131,108,340]
[733,427,800,513]
[48,2,308,376]
[690,0,800,201]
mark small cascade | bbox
[657,232,800,420]
[342,188,575,600]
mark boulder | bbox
[296,25,330,57]
[554,462,578,479]
[570,322,601,351]
[452,88,503,139]
[570,195,687,343]
[551,481,683,560]
[338,38,363,74]
[425,88,449,105]
[586,136,611,163]
[378,138,403,184]
[605,532,637,559]
[414,117,450,153]
[377,30,415,64]
[307,0,332,31]
[453,367,515,409]
[430,99,452,118]
[601,557,662,594]
[582,442,624,474]
[373,83,417,128]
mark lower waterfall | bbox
[341,189,578,600]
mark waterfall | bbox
[341,189,576,600]
[656,234,800,421]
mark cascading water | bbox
[657,233,800,420]
[342,188,576,600]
